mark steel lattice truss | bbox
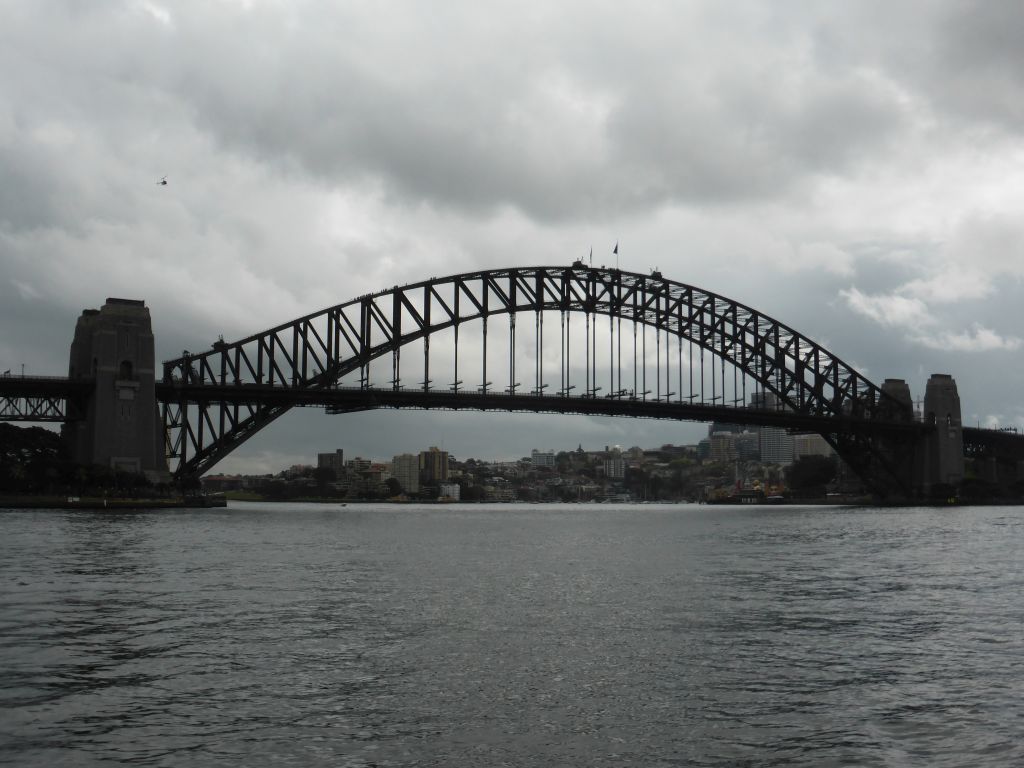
[0,376,88,423]
[162,265,915,478]
[0,395,69,421]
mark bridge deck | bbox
[0,376,91,422]
[155,382,929,436]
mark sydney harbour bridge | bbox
[2,263,1022,499]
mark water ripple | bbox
[1,503,1022,766]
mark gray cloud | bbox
[2,0,1024,469]
[4,1,907,221]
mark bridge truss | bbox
[0,376,88,422]
[161,264,921,486]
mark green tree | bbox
[313,466,337,489]
[785,455,837,493]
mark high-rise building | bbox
[710,432,737,462]
[419,446,449,483]
[753,391,794,464]
[392,453,420,493]
[603,447,625,479]
[317,449,345,474]
[735,431,760,461]
[760,428,794,464]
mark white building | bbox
[438,483,461,501]
[759,427,794,464]
[531,449,556,468]
[603,447,625,479]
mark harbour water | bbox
[1,502,1022,766]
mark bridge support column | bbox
[62,299,169,483]
[874,378,917,495]
[916,373,964,499]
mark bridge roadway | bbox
[159,381,927,439]
[6,375,1024,460]
[0,375,92,421]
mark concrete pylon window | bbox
[119,360,134,380]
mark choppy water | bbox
[1,502,1022,766]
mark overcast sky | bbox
[3,1,1023,473]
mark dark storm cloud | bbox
[808,1,1024,135]
[2,0,1024,470]
[919,2,1024,130]
[80,1,908,221]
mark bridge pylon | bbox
[916,373,964,498]
[870,377,918,495]
[62,299,169,483]
[863,375,965,500]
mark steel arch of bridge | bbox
[162,264,911,479]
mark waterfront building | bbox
[604,447,625,479]
[420,446,449,483]
[531,449,556,468]
[438,483,461,501]
[393,453,420,493]
[348,456,371,472]
[317,449,345,475]
[484,482,515,502]
[710,432,737,463]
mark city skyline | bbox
[210,421,834,479]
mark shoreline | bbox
[0,494,227,510]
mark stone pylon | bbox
[873,378,917,496]
[62,299,168,482]
[918,373,964,498]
